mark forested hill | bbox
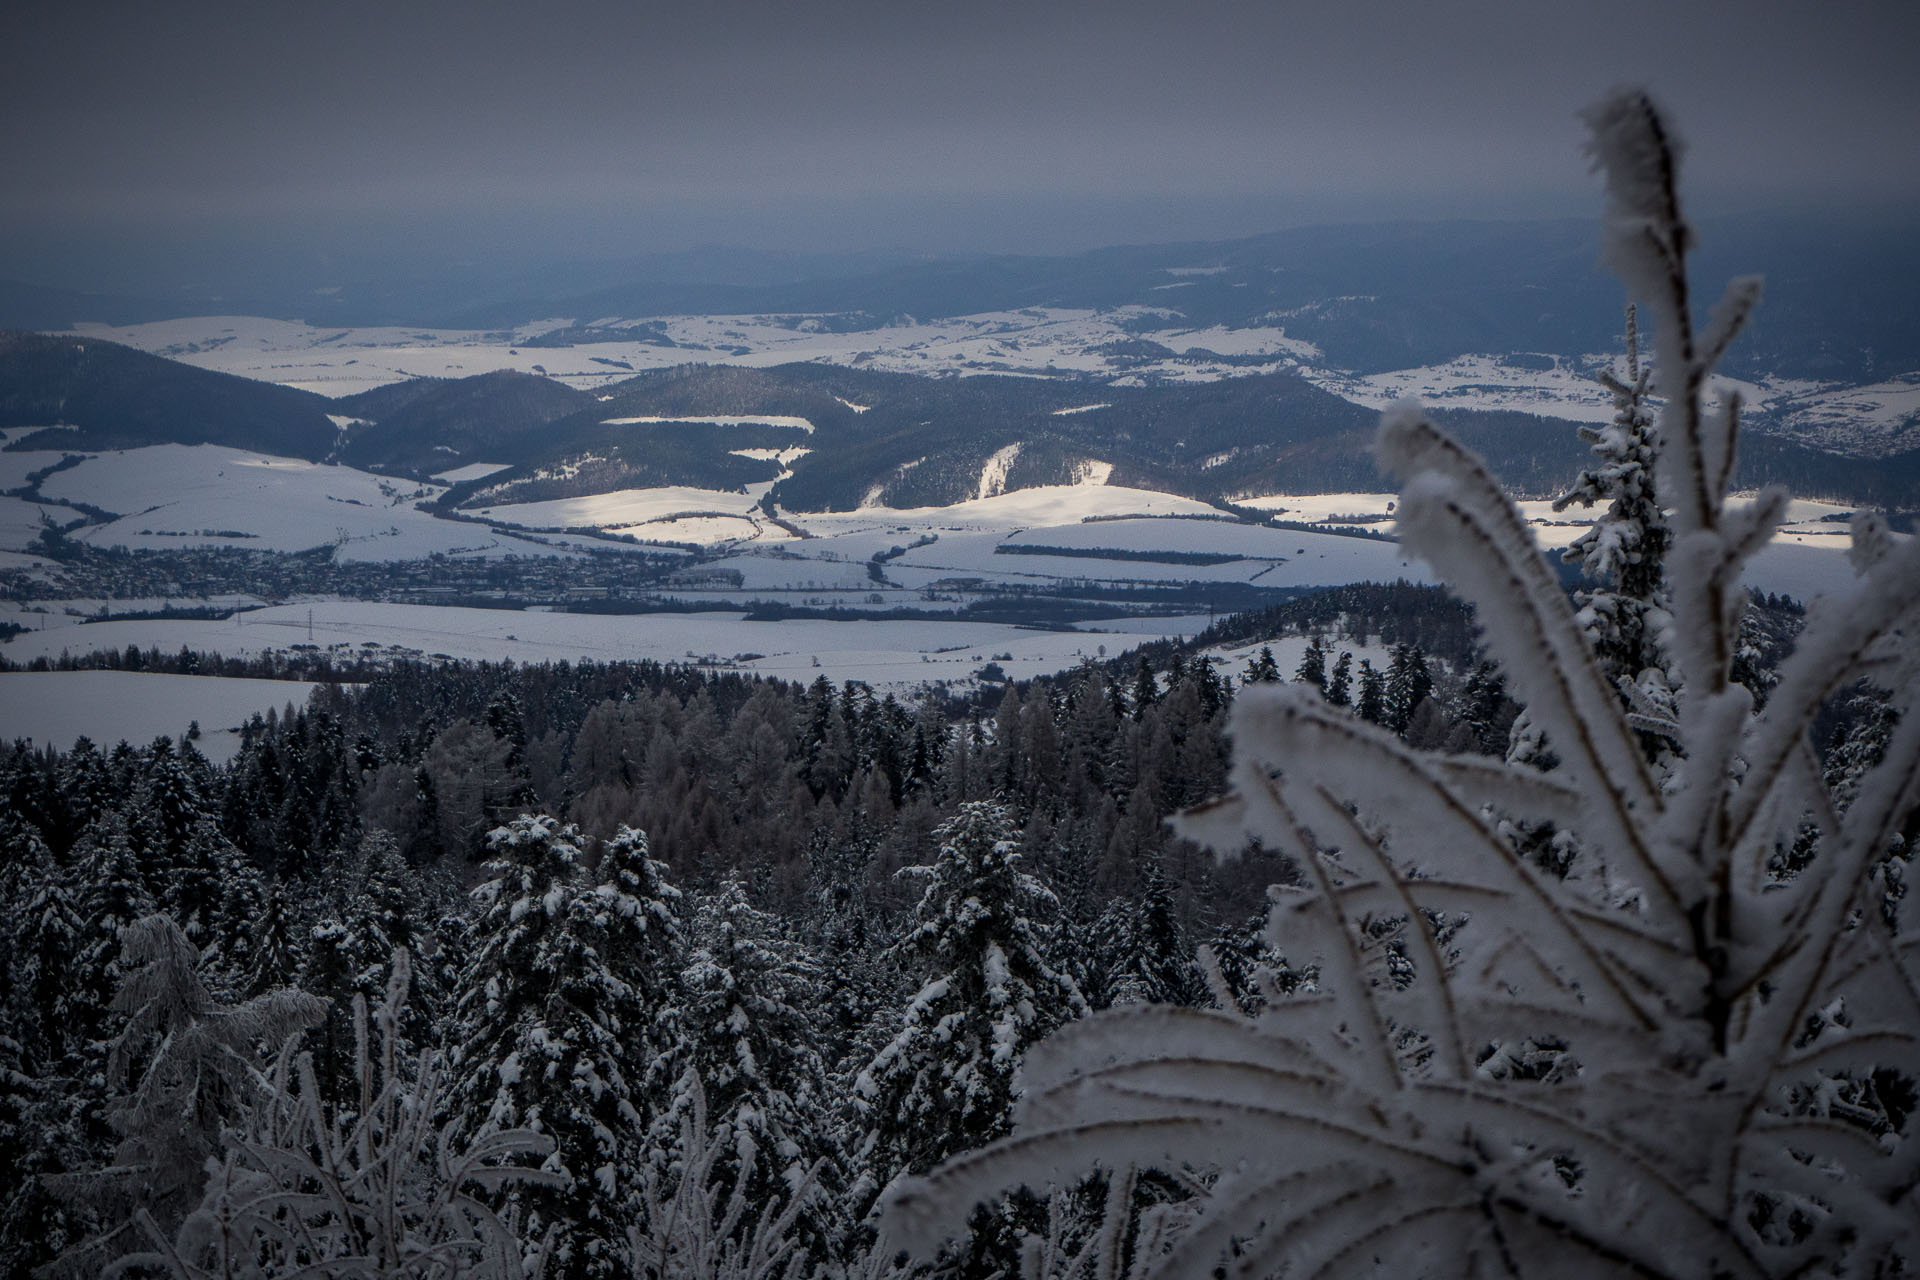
[0,329,340,458]
[7,334,1914,510]
[435,361,1914,510]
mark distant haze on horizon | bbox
[3,0,1916,296]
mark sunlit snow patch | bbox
[431,461,514,483]
[600,414,816,434]
[977,443,1023,500]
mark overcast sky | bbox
[3,0,1916,288]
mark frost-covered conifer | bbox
[300,915,383,1105]
[631,1072,828,1280]
[1093,859,1205,1009]
[1557,303,1673,692]
[443,814,641,1280]
[1293,635,1327,689]
[658,874,834,1256]
[108,951,564,1280]
[71,818,155,1046]
[241,882,302,1000]
[1324,651,1353,707]
[595,824,686,1110]
[855,802,1086,1196]
[0,843,98,1278]
[1355,657,1385,724]
[1456,661,1513,756]
[1383,642,1433,733]
[7,847,85,1074]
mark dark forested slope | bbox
[0,330,340,458]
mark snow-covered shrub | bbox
[105,949,563,1280]
[629,1071,823,1280]
[44,913,327,1276]
[881,90,1920,1278]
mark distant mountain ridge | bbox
[8,214,1916,385]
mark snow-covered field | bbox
[1303,354,1625,422]
[0,670,331,763]
[63,310,1319,395]
[472,484,791,544]
[16,444,608,561]
[881,521,1428,591]
[0,602,1213,694]
[1761,375,1920,457]
[1,434,1876,681]
[0,495,67,547]
[1297,355,1901,459]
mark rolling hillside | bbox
[0,330,340,458]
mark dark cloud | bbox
[3,0,1915,280]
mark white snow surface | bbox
[471,485,788,543]
[0,602,1214,693]
[28,445,596,561]
[1304,354,1623,421]
[600,414,817,434]
[976,443,1022,501]
[61,309,1318,392]
[431,462,514,483]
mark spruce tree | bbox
[855,802,1086,1192]
[1092,858,1205,1008]
[1384,642,1434,733]
[1131,656,1158,719]
[658,874,833,1255]
[71,818,154,1049]
[1325,650,1353,707]
[1244,645,1280,684]
[443,814,657,1280]
[1554,303,1672,693]
[1356,657,1386,724]
[1294,635,1328,689]
[593,824,686,1134]
[242,881,303,999]
[11,855,87,1076]
[50,914,324,1274]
